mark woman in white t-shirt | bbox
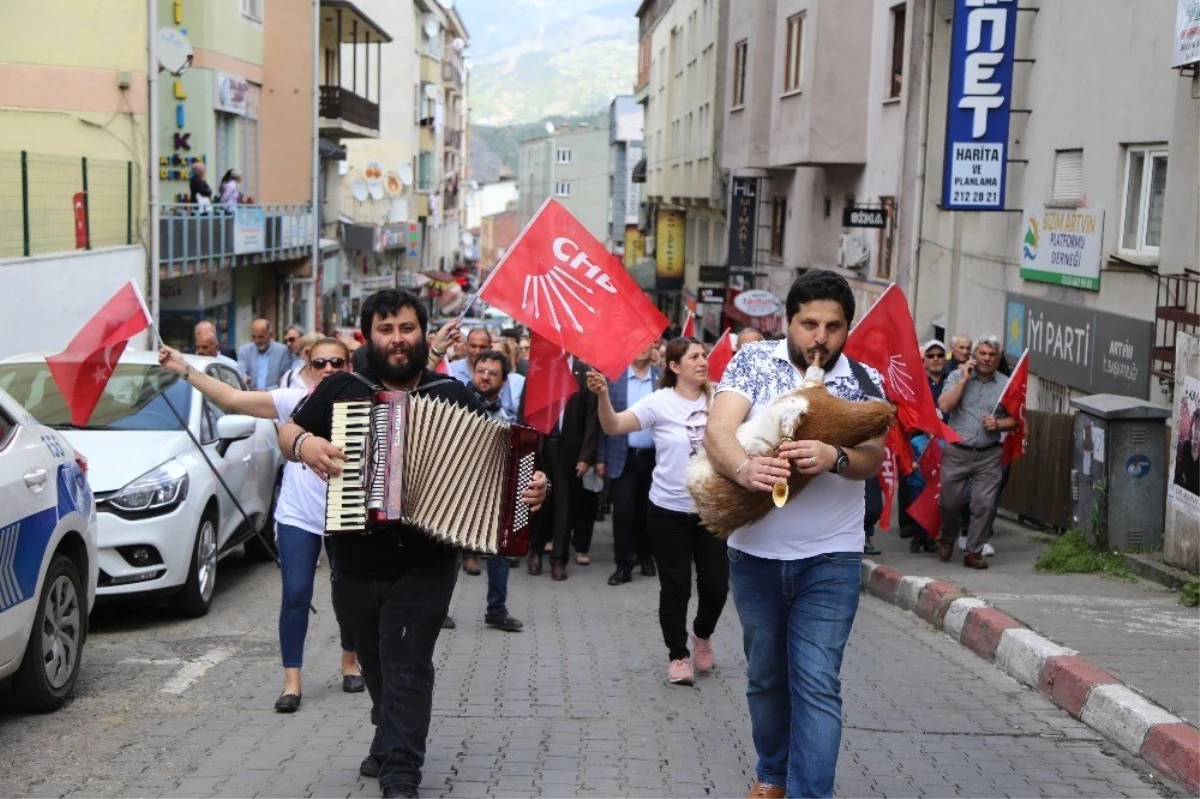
[587,337,729,687]
[157,339,360,713]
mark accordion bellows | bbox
[326,391,539,555]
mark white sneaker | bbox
[982,542,995,557]
[957,534,967,551]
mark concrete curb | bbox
[859,560,1200,793]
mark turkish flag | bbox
[47,280,153,425]
[681,310,695,337]
[478,199,668,380]
[906,437,945,538]
[999,350,1030,465]
[523,331,579,435]
[72,192,89,250]
[707,328,735,383]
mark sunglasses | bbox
[284,336,298,344]
[311,357,347,369]
[925,352,946,359]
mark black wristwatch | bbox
[829,445,850,476]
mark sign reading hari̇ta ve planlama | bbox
[942,0,1018,211]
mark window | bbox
[770,198,787,258]
[672,27,683,74]
[0,407,14,451]
[888,4,906,99]
[555,182,572,197]
[240,0,263,22]
[1051,149,1083,206]
[732,39,748,109]
[1120,147,1168,255]
[556,147,573,164]
[784,14,804,94]
[696,216,710,264]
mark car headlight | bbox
[107,460,189,514]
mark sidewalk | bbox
[870,515,1199,725]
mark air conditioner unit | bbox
[838,233,871,270]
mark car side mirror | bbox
[215,414,256,442]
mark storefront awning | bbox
[631,157,647,183]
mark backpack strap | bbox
[348,370,456,395]
[846,357,884,400]
[348,371,384,393]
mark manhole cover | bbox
[166,635,277,659]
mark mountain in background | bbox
[457,0,639,181]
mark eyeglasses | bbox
[925,352,946,359]
[284,336,298,344]
[311,357,347,369]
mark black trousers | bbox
[648,502,730,661]
[611,448,655,567]
[532,437,598,562]
[331,552,458,793]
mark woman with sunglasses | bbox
[157,338,361,712]
[586,337,729,687]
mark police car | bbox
[0,386,97,711]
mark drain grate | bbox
[165,635,277,659]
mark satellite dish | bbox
[398,162,414,186]
[369,182,385,201]
[351,179,368,202]
[337,160,351,176]
[452,37,465,52]
[424,83,439,100]
[156,28,194,76]
[422,15,441,38]
[544,121,555,135]
[435,0,455,8]
[385,172,402,196]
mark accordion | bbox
[325,390,540,556]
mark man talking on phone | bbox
[936,335,1016,569]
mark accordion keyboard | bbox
[326,399,372,532]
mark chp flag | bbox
[905,437,945,539]
[997,349,1029,465]
[706,328,735,383]
[523,331,580,436]
[681,310,696,338]
[47,280,153,425]
[477,199,669,381]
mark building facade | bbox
[608,95,644,262]
[635,0,730,337]
[518,125,610,242]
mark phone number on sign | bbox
[951,190,999,205]
[1057,275,1096,289]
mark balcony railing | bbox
[319,85,380,133]
[1153,272,1200,392]
[0,149,138,260]
[444,129,463,150]
[158,203,314,278]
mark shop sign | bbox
[698,287,724,304]
[1019,206,1105,291]
[842,206,887,228]
[233,207,265,254]
[733,289,783,318]
[942,0,1018,211]
[1174,0,1200,67]
[727,177,759,272]
[656,209,685,286]
[215,71,250,116]
[1004,292,1152,398]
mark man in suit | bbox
[596,343,660,585]
[237,318,293,390]
[186,320,237,361]
[526,356,600,582]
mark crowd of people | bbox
[167,272,1017,799]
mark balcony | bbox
[319,0,392,139]
[319,86,380,138]
[444,129,462,151]
[420,55,441,85]
[1152,272,1200,391]
[158,204,314,278]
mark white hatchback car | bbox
[0,350,283,618]
[0,385,97,711]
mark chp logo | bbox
[520,236,619,333]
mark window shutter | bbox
[1051,150,1083,205]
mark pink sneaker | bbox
[692,635,715,673]
[667,657,694,686]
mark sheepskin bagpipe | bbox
[686,367,895,538]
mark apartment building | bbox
[518,125,609,242]
[635,0,729,335]
[608,95,644,263]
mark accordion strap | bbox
[346,370,458,395]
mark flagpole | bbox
[457,197,555,322]
[848,282,897,334]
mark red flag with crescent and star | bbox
[47,280,153,425]
[478,199,668,381]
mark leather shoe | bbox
[964,552,989,569]
[462,555,481,575]
[937,540,954,561]
[484,612,524,632]
[608,566,632,585]
[441,616,456,629]
[342,674,366,693]
[551,560,568,581]
[382,785,419,798]
[640,557,657,577]
[274,693,301,713]
[359,755,381,778]
[747,781,785,798]
[526,552,543,576]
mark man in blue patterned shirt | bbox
[704,270,887,799]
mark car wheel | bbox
[244,470,281,562]
[168,513,217,618]
[11,554,85,712]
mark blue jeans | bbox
[728,548,862,798]
[277,523,353,668]
[331,551,459,793]
[485,555,508,617]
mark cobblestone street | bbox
[0,527,1182,798]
